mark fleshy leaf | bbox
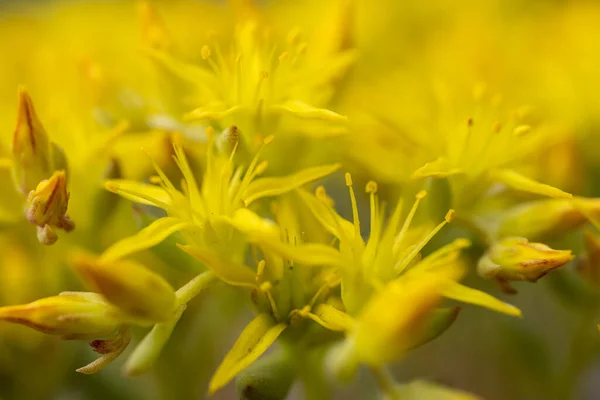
[104,179,171,208]
[178,245,257,288]
[490,168,571,199]
[101,217,192,262]
[308,304,354,332]
[243,163,342,206]
[441,281,522,317]
[209,314,287,394]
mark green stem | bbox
[176,271,217,304]
[123,271,217,376]
[370,365,401,399]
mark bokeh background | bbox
[2,1,600,399]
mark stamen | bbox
[201,44,221,74]
[296,42,307,55]
[345,173,361,239]
[231,135,273,207]
[393,190,427,255]
[513,124,532,137]
[395,208,456,274]
[287,27,301,45]
[149,175,162,185]
[180,179,189,197]
[315,185,351,244]
[254,70,269,101]
[492,121,502,133]
[279,52,289,62]
[253,161,269,177]
[366,181,379,243]
[256,259,266,282]
[420,238,471,271]
[259,280,279,321]
[201,45,212,60]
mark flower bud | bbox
[72,252,177,324]
[234,348,295,400]
[11,86,51,194]
[11,86,69,196]
[497,199,591,241]
[0,292,120,339]
[408,307,460,350]
[478,237,574,293]
[26,170,75,244]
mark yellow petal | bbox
[209,314,287,394]
[412,157,462,179]
[104,179,171,208]
[101,217,192,262]
[177,245,257,288]
[184,104,243,121]
[272,101,348,123]
[308,304,355,332]
[354,266,460,365]
[260,240,346,269]
[441,281,522,317]
[242,163,341,206]
[490,168,571,199]
[145,47,214,84]
[296,188,354,240]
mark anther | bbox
[345,173,353,187]
[365,181,378,194]
[201,45,212,60]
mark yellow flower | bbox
[295,174,520,317]
[477,237,574,293]
[142,0,356,170]
[105,128,339,257]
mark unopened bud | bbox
[497,198,590,241]
[26,170,74,244]
[72,252,177,324]
[235,348,295,400]
[11,87,69,196]
[217,125,242,155]
[12,86,51,194]
[0,292,120,339]
[478,237,574,293]
[408,307,460,349]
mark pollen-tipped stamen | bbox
[345,173,361,240]
[393,190,427,256]
[394,209,456,274]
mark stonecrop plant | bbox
[3,1,600,400]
